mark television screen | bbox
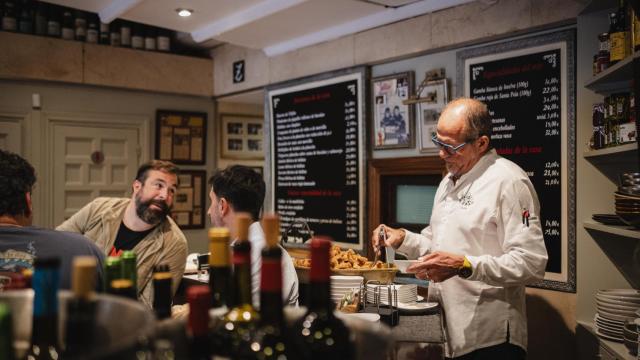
[395,184,437,225]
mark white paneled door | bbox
[0,116,22,153]
[52,124,140,227]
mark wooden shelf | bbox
[585,52,638,94]
[577,320,636,360]
[584,220,640,239]
[584,143,638,158]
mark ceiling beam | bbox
[263,0,475,57]
[191,0,308,43]
[99,0,144,23]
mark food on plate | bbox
[293,245,396,270]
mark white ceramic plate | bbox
[598,309,636,322]
[598,289,640,297]
[331,275,364,282]
[596,320,624,334]
[597,305,638,317]
[596,296,640,308]
[335,312,381,323]
[595,314,624,328]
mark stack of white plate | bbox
[331,275,363,303]
[595,289,640,342]
[365,284,418,305]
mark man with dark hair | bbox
[0,149,104,289]
[208,165,298,306]
[58,160,187,307]
[373,98,547,359]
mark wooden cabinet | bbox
[0,31,213,97]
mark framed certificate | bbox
[170,170,207,229]
[156,110,207,165]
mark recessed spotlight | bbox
[176,8,193,17]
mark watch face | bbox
[459,267,472,279]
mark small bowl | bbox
[394,260,420,273]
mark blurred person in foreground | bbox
[207,165,298,306]
[57,160,187,307]
[0,149,104,289]
[373,98,547,359]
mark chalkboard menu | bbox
[458,30,576,292]
[268,71,365,250]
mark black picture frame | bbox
[156,110,207,165]
[170,170,207,229]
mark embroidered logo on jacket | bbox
[459,193,474,207]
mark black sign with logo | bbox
[233,60,245,83]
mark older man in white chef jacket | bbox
[373,97,548,359]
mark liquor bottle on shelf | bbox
[17,0,33,34]
[99,20,109,44]
[213,213,260,359]
[119,20,131,47]
[152,264,172,320]
[609,5,630,64]
[109,19,120,46]
[293,237,353,359]
[144,26,156,51]
[208,227,232,310]
[157,28,170,52]
[251,213,296,359]
[33,1,46,35]
[60,8,74,40]
[27,257,62,360]
[0,303,14,360]
[1,0,17,32]
[64,256,98,358]
[592,103,605,150]
[86,13,98,44]
[103,256,122,293]
[73,9,86,41]
[131,22,143,49]
[121,250,137,296]
[46,3,60,37]
[596,32,610,74]
[186,285,212,359]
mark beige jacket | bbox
[57,197,188,308]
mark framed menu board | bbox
[156,110,207,165]
[457,30,576,292]
[267,68,367,250]
[170,170,206,229]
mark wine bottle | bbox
[60,8,73,40]
[157,28,170,52]
[213,213,260,359]
[152,264,172,320]
[186,285,211,360]
[27,257,61,360]
[144,26,156,51]
[109,19,120,46]
[98,21,109,44]
[131,23,143,49]
[85,13,98,43]
[119,20,131,47]
[73,9,86,41]
[0,303,15,360]
[1,0,17,32]
[293,237,353,359]
[45,3,59,37]
[251,214,296,359]
[121,250,138,296]
[33,1,46,35]
[17,0,33,34]
[208,227,232,310]
[103,256,122,293]
[109,279,136,300]
[64,256,98,359]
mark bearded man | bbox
[57,160,187,307]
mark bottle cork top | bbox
[111,278,133,289]
[234,212,252,242]
[72,256,97,299]
[208,227,230,240]
[262,213,280,248]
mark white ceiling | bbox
[43,0,475,56]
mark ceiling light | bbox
[176,8,193,17]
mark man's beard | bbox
[135,194,170,225]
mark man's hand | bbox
[371,224,405,256]
[406,251,465,283]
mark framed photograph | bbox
[156,110,207,165]
[417,79,449,153]
[221,114,264,159]
[372,72,414,150]
[457,30,576,292]
[170,170,206,229]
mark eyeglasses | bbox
[431,135,469,155]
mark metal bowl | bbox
[0,289,156,359]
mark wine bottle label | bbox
[87,30,98,43]
[145,37,156,50]
[260,259,282,292]
[131,36,144,49]
[610,31,630,61]
[75,27,86,38]
[232,251,251,265]
[62,28,74,40]
[157,37,170,51]
[48,22,60,36]
[2,17,17,31]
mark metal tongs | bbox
[378,226,395,266]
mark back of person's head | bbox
[209,165,265,221]
[0,150,36,217]
[135,160,179,184]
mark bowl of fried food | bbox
[293,245,398,284]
